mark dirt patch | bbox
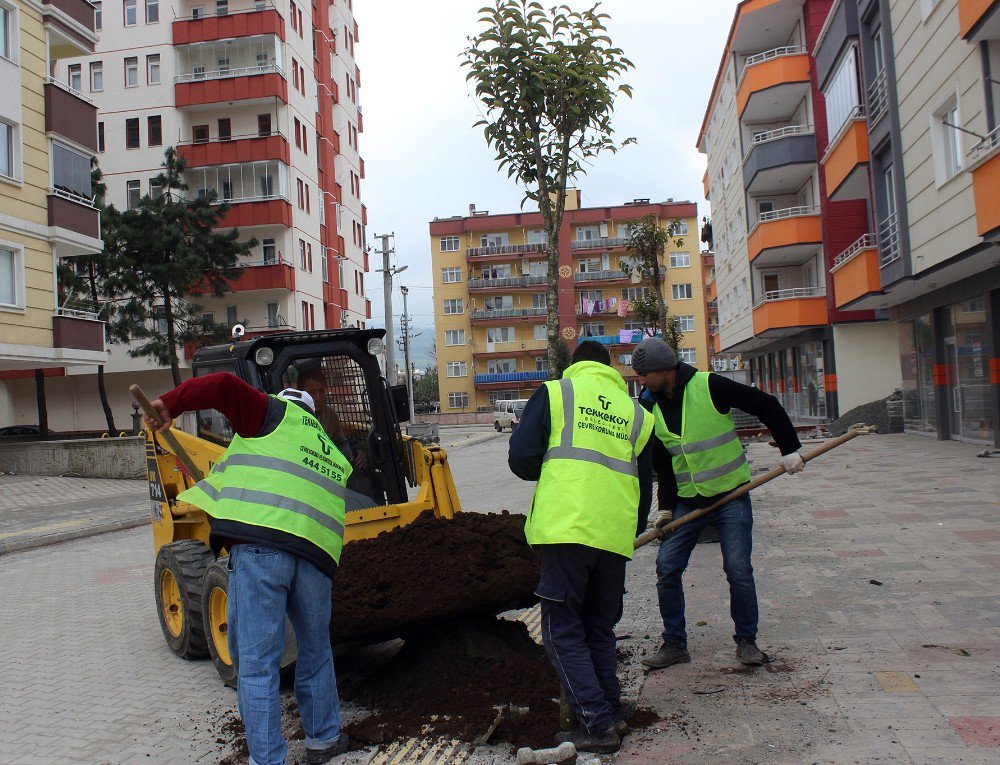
[216,710,247,765]
[341,617,560,749]
[331,511,540,643]
[627,707,663,730]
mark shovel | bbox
[130,384,206,482]
[634,429,859,550]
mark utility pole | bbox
[373,232,406,384]
[400,286,416,422]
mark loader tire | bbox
[154,540,213,660]
[202,560,238,688]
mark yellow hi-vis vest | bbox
[525,361,654,559]
[178,397,352,568]
[652,371,751,499]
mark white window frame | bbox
[0,119,17,181]
[123,0,137,26]
[441,267,461,283]
[533,324,547,340]
[0,241,25,311]
[0,3,16,63]
[147,54,160,85]
[669,252,691,268]
[126,179,141,209]
[930,88,963,185]
[145,0,158,23]
[674,219,689,235]
[677,315,695,332]
[671,283,693,300]
[124,56,138,88]
[486,326,515,344]
[448,391,469,408]
[444,329,465,346]
[443,298,463,315]
[488,358,517,374]
[89,61,103,92]
[440,235,460,252]
[575,225,600,241]
[678,348,696,364]
[446,361,467,378]
[480,232,508,247]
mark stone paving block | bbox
[949,717,1000,747]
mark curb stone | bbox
[0,509,150,556]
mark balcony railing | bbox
[45,76,94,105]
[175,63,283,83]
[238,254,292,268]
[831,233,877,271]
[588,332,655,346]
[969,124,1000,165]
[868,70,888,126]
[877,212,900,267]
[467,275,547,289]
[743,45,807,70]
[473,371,548,384]
[56,305,100,321]
[469,307,547,320]
[822,104,867,164]
[573,269,628,283]
[707,300,718,310]
[749,205,821,236]
[743,124,813,160]
[466,243,545,257]
[570,237,628,250]
[174,2,276,21]
[753,286,826,308]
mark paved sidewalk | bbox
[0,476,149,555]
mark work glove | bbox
[778,452,805,474]
[653,509,674,538]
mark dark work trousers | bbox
[535,543,627,735]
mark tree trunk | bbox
[545,236,561,376]
[654,266,668,337]
[34,369,49,440]
[97,365,117,433]
[162,293,182,387]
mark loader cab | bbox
[191,328,409,508]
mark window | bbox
[192,124,209,143]
[448,392,469,408]
[0,121,12,178]
[674,220,689,235]
[440,236,460,252]
[218,118,231,141]
[266,302,279,326]
[226,305,238,327]
[678,348,696,364]
[293,117,301,149]
[669,252,691,268]
[123,0,136,25]
[677,315,695,332]
[446,361,467,378]
[480,232,508,247]
[146,54,160,84]
[526,229,548,245]
[298,238,307,269]
[258,113,272,136]
[484,295,513,311]
[486,327,515,344]
[216,0,227,15]
[441,267,461,283]
[488,359,517,374]
[580,322,605,337]
[93,0,101,30]
[191,5,202,18]
[531,293,547,309]
[672,283,693,300]
[145,0,158,22]
[444,329,465,346]
[262,238,275,262]
[533,324,547,340]
[149,178,163,200]
[124,56,138,87]
[147,115,161,146]
[125,117,140,148]
[97,122,105,153]
[575,225,599,241]
[68,64,82,92]
[126,179,141,209]
[933,93,963,181]
[578,257,601,273]
[872,27,885,74]
[535,357,547,371]
[824,47,861,138]
[297,178,304,208]
[443,298,463,315]
[89,62,103,92]
[0,246,19,307]
[290,0,297,31]
[621,287,644,302]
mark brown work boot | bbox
[554,725,621,754]
[735,636,765,666]
[640,641,691,669]
[306,733,350,764]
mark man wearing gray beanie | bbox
[632,337,804,668]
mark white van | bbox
[493,399,529,431]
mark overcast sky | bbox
[354,0,735,364]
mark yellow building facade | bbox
[429,194,705,412]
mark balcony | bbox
[822,107,870,201]
[830,234,881,308]
[175,36,286,107]
[959,0,1000,41]
[968,126,1000,236]
[44,79,98,152]
[737,47,811,121]
[217,199,293,228]
[573,270,630,283]
[877,211,900,267]
[177,132,290,168]
[752,287,828,336]
[473,371,548,385]
[465,243,546,258]
[173,8,285,45]
[742,125,817,194]
[747,207,823,266]
[42,0,98,52]
[570,237,628,251]
[48,191,100,253]
[588,331,649,346]
[469,307,547,322]
[227,257,296,292]
[467,275,547,291]
[52,308,104,353]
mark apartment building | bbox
[429,193,704,412]
[0,0,107,421]
[811,0,998,444]
[2,0,370,431]
[698,0,903,425]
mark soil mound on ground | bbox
[828,394,899,436]
[341,617,561,749]
[331,511,539,643]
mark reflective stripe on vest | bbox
[193,484,346,537]
[542,379,647,478]
[211,453,347,501]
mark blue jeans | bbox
[655,495,758,646]
[228,545,342,765]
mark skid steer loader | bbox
[143,328,462,685]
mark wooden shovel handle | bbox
[130,384,205,483]
[634,429,860,549]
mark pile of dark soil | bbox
[341,617,561,749]
[331,511,540,643]
[828,394,900,436]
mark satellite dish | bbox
[232,323,246,339]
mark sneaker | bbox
[554,726,621,754]
[306,733,350,764]
[640,641,691,669]
[735,636,765,666]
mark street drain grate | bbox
[370,736,472,764]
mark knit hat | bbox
[278,388,315,413]
[631,337,678,374]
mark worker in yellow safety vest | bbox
[508,340,654,754]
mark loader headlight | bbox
[367,338,384,357]
[255,347,274,366]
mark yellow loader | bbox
[141,328,462,685]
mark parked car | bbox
[494,399,529,432]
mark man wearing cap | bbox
[508,341,655,753]
[145,372,350,765]
[631,337,804,669]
